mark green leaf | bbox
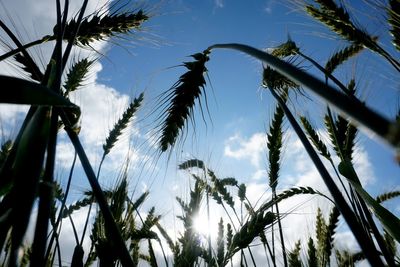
[0,75,75,106]
[339,161,400,242]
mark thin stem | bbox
[0,36,52,62]
[80,153,106,246]
[61,0,88,71]
[247,247,257,267]
[206,188,212,263]
[0,20,42,80]
[297,51,351,95]
[270,205,275,262]
[68,214,80,246]
[273,191,287,267]
[45,152,77,262]
[60,109,134,267]
[269,88,384,266]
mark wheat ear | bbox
[158,51,210,151]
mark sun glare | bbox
[193,212,219,241]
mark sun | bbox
[193,211,220,242]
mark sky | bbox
[0,0,399,266]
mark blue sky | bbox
[0,0,399,265]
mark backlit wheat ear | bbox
[263,39,300,96]
[216,218,225,266]
[288,240,302,267]
[62,195,97,219]
[14,53,44,82]
[103,93,144,156]
[267,102,285,190]
[325,43,365,74]
[63,58,94,96]
[300,116,331,160]
[228,212,275,255]
[315,207,327,265]
[58,10,149,46]
[324,81,358,162]
[307,237,318,267]
[178,158,205,170]
[258,186,330,213]
[305,5,375,48]
[305,3,400,71]
[238,183,246,202]
[156,222,180,256]
[376,190,400,203]
[158,51,210,152]
[262,66,299,94]
[314,0,351,23]
[270,38,299,58]
[388,0,400,51]
[323,207,340,265]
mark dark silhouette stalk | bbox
[208,43,397,149]
[60,109,134,267]
[268,88,384,266]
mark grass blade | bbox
[0,76,74,106]
[339,160,400,243]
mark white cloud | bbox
[251,169,268,180]
[352,145,376,185]
[220,128,380,265]
[224,132,266,168]
[0,0,147,168]
[0,0,150,264]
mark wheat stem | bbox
[207,43,398,150]
[269,88,384,266]
[60,109,134,267]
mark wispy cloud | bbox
[264,0,274,14]
[214,0,224,8]
[224,132,266,168]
